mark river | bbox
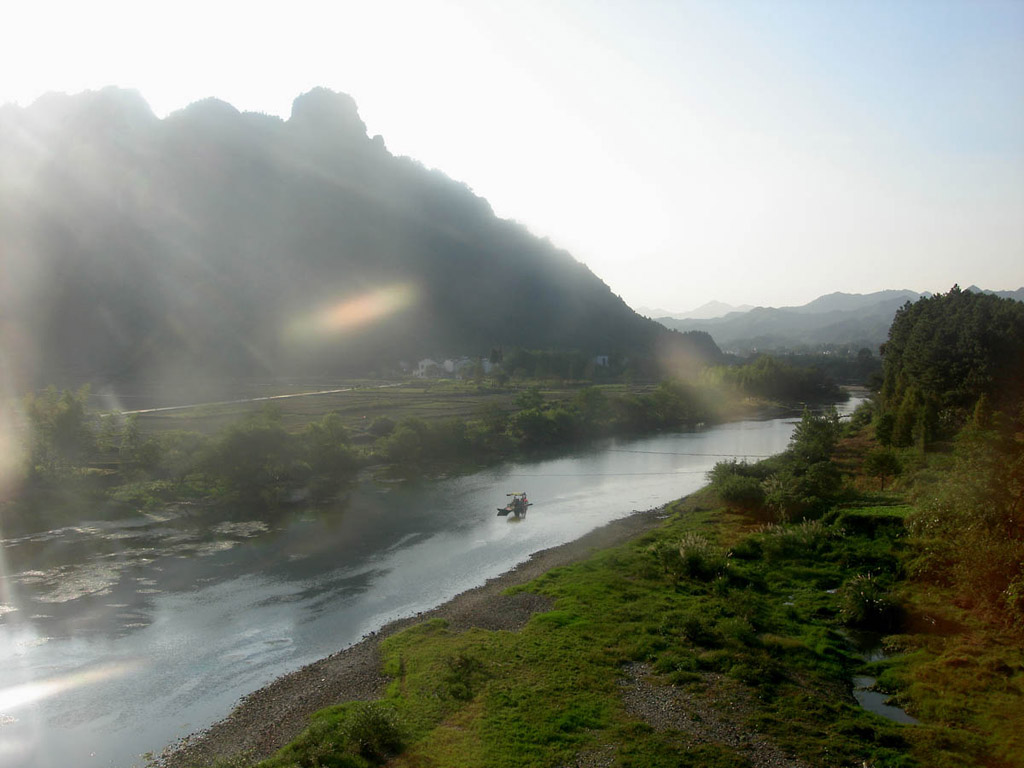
[0,397,860,768]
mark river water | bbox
[0,398,859,768]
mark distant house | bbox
[414,358,443,377]
[592,354,610,367]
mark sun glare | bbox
[0,401,27,502]
[0,660,142,713]
[286,283,418,341]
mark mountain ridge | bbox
[654,288,1023,354]
[0,87,719,397]
[638,299,754,321]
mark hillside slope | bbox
[0,87,713,395]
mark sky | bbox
[2,0,1022,312]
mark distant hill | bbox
[638,300,753,321]
[0,87,719,397]
[655,290,929,353]
[965,285,1024,302]
[657,288,1024,354]
[788,290,924,315]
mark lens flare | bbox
[0,398,27,502]
[0,659,143,712]
[286,283,418,340]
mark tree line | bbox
[8,354,849,535]
[871,286,1024,630]
[9,381,721,529]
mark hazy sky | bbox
[3,0,1022,311]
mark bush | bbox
[345,703,404,762]
[678,532,728,581]
[648,534,727,582]
[681,614,721,647]
[368,416,396,437]
[839,573,901,630]
[761,473,797,522]
[718,474,766,510]
[760,519,835,562]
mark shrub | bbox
[761,473,797,522]
[839,573,901,631]
[678,532,728,581]
[716,474,765,511]
[760,519,834,562]
[368,416,396,437]
[681,615,721,647]
[345,703,404,762]
[649,540,684,578]
[729,536,763,561]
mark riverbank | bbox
[153,503,675,768]
[155,477,932,768]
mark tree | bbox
[515,386,544,411]
[880,287,1024,434]
[23,386,96,478]
[863,448,902,490]
[303,412,355,475]
[789,407,841,465]
[204,407,295,502]
[874,412,895,446]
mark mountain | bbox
[640,299,754,321]
[0,87,719,397]
[655,290,926,353]
[965,285,1024,302]
[657,288,1023,354]
[788,290,922,315]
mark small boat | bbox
[497,491,531,519]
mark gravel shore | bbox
[155,504,674,768]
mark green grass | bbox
[185,435,1023,768]
[132,380,655,438]
[885,589,1024,767]
[228,494,930,768]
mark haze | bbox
[2,0,1022,310]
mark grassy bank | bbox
[190,410,1023,768]
[199,493,914,768]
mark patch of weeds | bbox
[681,614,722,648]
[256,701,396,768]
[613,724,749,768]
[678,532,728,581]
[728,536,763,560]
[441,651,489,701]
[718,616,758,647]
[345,703,404,763]
[839,573,902,631]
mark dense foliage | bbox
[871,286,1024,630]
[704,354,843,403]
[6,378,746,534]
[879,285,1024,444]
[708,407,843,520]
